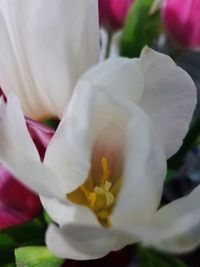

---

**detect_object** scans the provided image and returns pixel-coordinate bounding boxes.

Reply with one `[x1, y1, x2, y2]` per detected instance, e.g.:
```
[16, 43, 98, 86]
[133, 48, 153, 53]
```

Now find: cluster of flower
[0, 0, 199, 265]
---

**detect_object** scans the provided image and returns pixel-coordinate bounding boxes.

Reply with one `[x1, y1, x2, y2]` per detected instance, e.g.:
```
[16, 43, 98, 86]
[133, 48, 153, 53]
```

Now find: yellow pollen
[67, 157, 118, 227]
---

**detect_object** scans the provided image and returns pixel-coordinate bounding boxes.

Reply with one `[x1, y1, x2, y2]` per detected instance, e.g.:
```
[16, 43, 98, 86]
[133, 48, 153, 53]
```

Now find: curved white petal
[41, 196, 98, 227]
[44, 80, 94, 194]
[116, 185, 200, 254]
[46, 224, 116, 260]
[43, 200, 136, 257]
[138, 47, 197, 158]
[0, 0, 99, 120]
[82, 57, 144, 103]
[0, 95, 39, 160]
[140, 185, 200, 253]
[112, 102, 166, 227]
[0, 95, 67, 198]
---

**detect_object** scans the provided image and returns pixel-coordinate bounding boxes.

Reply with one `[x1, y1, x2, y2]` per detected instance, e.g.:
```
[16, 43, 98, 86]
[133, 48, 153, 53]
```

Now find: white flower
[0, 48, 197, 260]
[0, 0, 99, 120]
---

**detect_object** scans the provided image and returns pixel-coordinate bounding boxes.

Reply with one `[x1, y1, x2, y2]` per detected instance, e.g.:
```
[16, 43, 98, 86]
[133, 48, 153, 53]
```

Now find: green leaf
[138, 247, 187, 267]
[1, 218, 46, 264]
[120, 0, 161, 58]
[0, 233, 17, 264]
[15, 246, 64, 267]
[0, 233, 17, 247]
[4, 218, 46, 243]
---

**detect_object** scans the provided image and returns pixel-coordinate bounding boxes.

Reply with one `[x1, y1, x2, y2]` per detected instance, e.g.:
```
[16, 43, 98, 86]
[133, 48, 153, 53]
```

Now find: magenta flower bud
[26, 118, 55, 160]
[0, 168, 41, 229]
[98, 0, 133, 31]
[162, 0, 200, 49]
[0, 116, 54, 229]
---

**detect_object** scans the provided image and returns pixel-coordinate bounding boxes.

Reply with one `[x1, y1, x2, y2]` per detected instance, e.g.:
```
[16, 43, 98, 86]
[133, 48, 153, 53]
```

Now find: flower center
[67, 157, 120, 227]
[80, 158, 115, 222]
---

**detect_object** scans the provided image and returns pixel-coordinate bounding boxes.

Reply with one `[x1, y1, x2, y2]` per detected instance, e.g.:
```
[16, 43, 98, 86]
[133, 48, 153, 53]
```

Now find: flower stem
[105, 30, 113, 59]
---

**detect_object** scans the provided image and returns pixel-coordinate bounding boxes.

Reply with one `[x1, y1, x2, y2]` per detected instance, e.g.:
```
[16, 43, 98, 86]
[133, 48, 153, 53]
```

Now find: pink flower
[98, 0, 133, 31]
[0, 115, 54, 229]
[162, 0, 200, 49]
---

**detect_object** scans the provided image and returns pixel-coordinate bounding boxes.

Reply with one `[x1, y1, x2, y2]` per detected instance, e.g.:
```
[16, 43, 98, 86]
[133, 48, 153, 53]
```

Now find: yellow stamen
[67, 157, 120, 227]
[100, 157, 110, 184]
[88, 192, 97, 207]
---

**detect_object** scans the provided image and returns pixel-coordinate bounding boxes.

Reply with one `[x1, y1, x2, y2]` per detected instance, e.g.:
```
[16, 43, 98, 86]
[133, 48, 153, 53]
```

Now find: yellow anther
[104, 181, 112, 191]
[92, 183, 115, 211]
[94, 187, 104, 194]
[106, 192, 114, 206]
[67, 157, 117, 228]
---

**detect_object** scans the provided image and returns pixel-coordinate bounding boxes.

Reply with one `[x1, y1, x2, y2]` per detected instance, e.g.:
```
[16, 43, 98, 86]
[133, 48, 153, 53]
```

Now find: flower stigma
[67, 157, 121, 227]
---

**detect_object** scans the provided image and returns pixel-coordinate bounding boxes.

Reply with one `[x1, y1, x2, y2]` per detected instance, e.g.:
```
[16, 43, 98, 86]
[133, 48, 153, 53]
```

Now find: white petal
[0, 0, 99, 120]
[91, 123, 125, 183]
[112, 103, 166, 227]
[41, 196, 98, 227]
[138, 47, 197, 158]
[116, 185, 200, 254]
[140, 185, 200, 253]
[46, 224, 116, 260]
[0, 95, 39, 160]
[0, 95, 66, 198]
[44, 80, 94, 194]
[42, 196, 132, 256]
[82, 57, 144, 103]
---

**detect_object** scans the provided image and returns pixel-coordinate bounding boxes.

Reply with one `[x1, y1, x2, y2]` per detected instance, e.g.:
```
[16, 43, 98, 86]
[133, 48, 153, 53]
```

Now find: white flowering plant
[0, 1, 200, 267]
